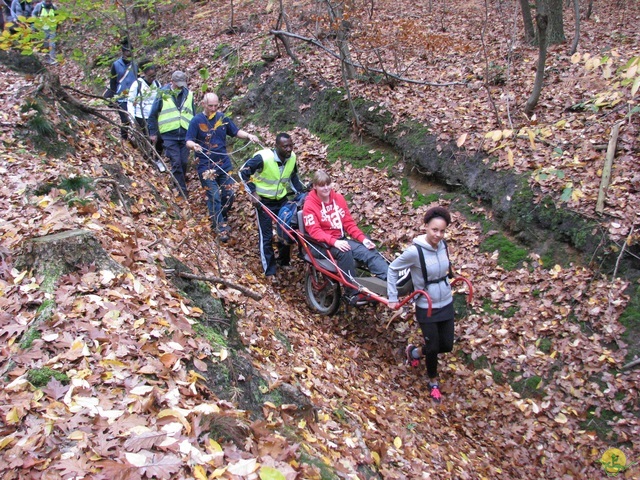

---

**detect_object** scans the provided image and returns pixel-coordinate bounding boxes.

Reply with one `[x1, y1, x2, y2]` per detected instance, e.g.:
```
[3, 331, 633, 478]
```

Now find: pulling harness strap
[416, 240, 454, 287]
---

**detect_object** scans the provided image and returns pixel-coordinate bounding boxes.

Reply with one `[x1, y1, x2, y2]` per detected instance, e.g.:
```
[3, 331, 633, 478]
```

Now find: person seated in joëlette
[302, 170, 388, 303]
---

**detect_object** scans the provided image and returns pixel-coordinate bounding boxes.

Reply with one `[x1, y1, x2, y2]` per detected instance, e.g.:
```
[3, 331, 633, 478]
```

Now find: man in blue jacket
[186, 93, 258, 242]
[107, 41, 138, 140]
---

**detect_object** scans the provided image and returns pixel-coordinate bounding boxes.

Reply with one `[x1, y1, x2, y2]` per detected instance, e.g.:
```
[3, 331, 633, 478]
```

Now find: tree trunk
[519, 0, 535, 43]
[337, 24, 356, 79]
[546, 0, 566, 44]
[525, 13, 549, 116]
[273, 0, 300, 63]
[569, 0, 580, 54]
[585, 0, 593, 19]
[322, 0, 355, 79]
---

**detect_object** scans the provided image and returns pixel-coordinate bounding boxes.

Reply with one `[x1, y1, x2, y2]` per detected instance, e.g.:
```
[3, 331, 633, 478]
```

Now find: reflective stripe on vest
[157, 90, 194, 134]
[253, 149, 297, 200]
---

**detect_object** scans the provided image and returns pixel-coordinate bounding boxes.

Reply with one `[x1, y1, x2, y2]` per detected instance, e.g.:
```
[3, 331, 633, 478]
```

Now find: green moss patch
[581, 406, 623, 442]
[509, 374, 545, 399]
[193, 323, 228, 349]
[299, 452, 339, 480]
[481, 298, 520, 318]
[480, 232, 529, 270]
[27, 367, 69, 387]
[19, 327, 42, 350]
[619, 283, 640, 364]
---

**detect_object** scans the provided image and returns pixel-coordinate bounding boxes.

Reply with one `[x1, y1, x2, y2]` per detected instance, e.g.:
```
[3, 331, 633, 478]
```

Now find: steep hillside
[1, 0, 639, 478]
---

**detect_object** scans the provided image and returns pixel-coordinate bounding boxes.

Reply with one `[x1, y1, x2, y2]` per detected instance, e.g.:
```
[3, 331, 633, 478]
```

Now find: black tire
[304, 267, 341, 315]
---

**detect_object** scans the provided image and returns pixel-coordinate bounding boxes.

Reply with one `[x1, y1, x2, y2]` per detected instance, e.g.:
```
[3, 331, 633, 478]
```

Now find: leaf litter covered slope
[187, 0, 639, 242]
[0, 4, 639, 480]
[0, 90, 638, 479]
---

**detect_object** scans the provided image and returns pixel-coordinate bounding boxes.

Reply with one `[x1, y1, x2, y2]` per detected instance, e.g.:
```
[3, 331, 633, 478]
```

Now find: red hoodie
[302, 189, 366, 247]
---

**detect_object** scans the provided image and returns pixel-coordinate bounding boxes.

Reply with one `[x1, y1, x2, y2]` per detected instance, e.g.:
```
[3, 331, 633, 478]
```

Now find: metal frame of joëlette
[258, 200, 474, 317]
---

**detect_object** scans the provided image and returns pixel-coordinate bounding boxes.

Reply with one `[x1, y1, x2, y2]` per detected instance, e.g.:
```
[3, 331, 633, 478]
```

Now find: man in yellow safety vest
[148, 71, 195, 198]
[240, 133, 307, 280]
[32, 0, 57, 64]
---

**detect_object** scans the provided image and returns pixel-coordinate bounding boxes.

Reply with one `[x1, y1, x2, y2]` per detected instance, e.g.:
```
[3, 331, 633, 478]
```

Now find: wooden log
[174, 271, 262, 301]
[595, 122, 621, 214]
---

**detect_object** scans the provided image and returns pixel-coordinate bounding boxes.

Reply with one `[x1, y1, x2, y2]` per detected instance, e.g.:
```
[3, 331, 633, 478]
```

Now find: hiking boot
[277, 258, 292, 270]
[218, 224, 230, 243]
[428, 382, 442, 404]
[405, 344, 420, 368]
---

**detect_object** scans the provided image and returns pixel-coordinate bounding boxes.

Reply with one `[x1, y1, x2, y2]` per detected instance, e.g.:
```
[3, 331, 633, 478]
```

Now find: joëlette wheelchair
[288, 210, 474, 316]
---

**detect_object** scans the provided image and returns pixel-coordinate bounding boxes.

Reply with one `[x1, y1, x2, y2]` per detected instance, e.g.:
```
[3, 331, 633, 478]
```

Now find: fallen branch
[622, 358, 640, 370]
[269, 30, 466, 87]
[173, 271, 262, 301]
[596, 122, 621, 214]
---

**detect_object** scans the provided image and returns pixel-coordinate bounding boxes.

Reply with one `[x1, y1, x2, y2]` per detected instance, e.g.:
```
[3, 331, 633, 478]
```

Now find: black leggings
[416, 304, 455, 379]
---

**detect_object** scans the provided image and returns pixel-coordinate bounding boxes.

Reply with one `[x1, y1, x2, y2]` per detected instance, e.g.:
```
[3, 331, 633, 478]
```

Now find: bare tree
[323, 0, 356, 79]
[569, 0, 580, 54]
[481, 0, 502, 126]
[546, 0, 566, 44]
[524, 5, 549, 115]
[585, 0, 593, 19]
[273, 0, 300, 63]
[519, 0, 535, 43]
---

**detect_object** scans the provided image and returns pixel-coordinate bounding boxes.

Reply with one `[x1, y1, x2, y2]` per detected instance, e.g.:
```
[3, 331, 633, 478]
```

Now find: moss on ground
[27, 367, 69, 387]
[479, 232, 529, 270]
[581, 406, 623, 442]
[509, 373, 545, 399]
[193, 323, 228, 349]
[619, 283, 640, 364]
[299, 452, 339, 480]
[40, 264, 63, 294]
[537, 337, 553, 353]
[20, 327, 42, 350]
[274, 330, 292, 352]
[481, 298, 520, 318]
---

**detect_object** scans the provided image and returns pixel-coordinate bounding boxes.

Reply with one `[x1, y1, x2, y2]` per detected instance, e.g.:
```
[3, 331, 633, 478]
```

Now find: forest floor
[0, 0, 639, 478]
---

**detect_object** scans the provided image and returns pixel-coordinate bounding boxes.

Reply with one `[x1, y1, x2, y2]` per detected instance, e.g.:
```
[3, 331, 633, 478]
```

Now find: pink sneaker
[405, 344, 420, 368]
[429, 382, 442, 404]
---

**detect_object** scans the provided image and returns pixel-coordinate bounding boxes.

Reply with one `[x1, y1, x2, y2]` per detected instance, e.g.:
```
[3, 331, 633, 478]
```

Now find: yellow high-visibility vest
[157, 90, 194, 134]
[252, 149, 297, 200]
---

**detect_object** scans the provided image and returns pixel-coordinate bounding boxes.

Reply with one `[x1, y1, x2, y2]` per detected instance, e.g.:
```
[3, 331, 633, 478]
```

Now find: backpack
[415, 240, 454, 288]
[276, 192, 308, 244]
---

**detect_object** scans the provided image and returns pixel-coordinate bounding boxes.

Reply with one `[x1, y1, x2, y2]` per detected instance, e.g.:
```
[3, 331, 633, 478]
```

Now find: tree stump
[15, 230, 125, 292]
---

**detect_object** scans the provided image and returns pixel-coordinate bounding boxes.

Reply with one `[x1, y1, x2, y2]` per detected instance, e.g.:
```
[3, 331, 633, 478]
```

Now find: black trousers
[255, 198, 290, 276]
[117, 102, 131, 139]
[416, 302, 455, 379]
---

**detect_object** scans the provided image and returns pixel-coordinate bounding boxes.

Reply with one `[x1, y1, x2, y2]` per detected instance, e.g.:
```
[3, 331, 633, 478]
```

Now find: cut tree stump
[15, 229, 125, 292]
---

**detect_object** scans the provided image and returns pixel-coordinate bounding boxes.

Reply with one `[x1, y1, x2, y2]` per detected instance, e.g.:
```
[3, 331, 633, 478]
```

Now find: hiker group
[2, 0, 58, 64]
[104, 40, 460, 404]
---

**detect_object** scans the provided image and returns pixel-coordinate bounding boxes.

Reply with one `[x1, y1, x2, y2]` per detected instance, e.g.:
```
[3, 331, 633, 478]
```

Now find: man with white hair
[186, 93, 258, 242]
